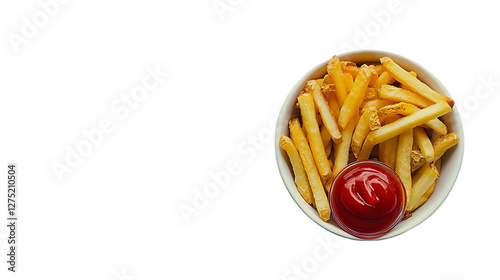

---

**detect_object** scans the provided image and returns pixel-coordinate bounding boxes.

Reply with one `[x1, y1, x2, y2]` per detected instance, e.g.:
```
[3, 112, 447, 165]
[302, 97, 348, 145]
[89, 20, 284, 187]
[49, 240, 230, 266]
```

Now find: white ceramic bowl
[275, 50, 464, 240]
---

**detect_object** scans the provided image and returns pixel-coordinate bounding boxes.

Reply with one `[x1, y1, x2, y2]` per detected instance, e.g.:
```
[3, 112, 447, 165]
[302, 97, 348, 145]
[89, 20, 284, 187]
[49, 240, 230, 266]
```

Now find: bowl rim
[275, 50, 465, 240]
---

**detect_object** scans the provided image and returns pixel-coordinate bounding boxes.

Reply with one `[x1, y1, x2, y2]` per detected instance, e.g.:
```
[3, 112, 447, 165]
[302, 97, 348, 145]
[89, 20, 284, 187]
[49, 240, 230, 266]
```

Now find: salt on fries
[280, 55, 459, 221]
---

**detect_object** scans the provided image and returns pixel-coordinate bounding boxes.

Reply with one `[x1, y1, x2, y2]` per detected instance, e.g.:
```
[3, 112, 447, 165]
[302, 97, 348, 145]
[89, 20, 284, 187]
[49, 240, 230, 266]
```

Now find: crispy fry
[380, 57, 454, 107]
[351, 107, 380, 158]
[320, 125, 330, 147]
[289, 119, 331, 221]
[338, 65, 372, 129]
[382, 114, 400, 125]
[279, 136, 314, 204]
[372, 64, 385, 75]
[323, 74, 334, 85]
[325, 141, 333, 158]
[321, 83, 335, 96]
[433, 132, 459, 160]
[303, 80, 316, 92]
[321, 83, 339, 117]
[315, 78, 324, 87]
[410, 150, 426, 172]
[395, 128, 413, 204]
[411, 182, 434, 212]
[411, 158, 441, 211]
[377, 102, 447, 135]
[407, 162, 439, 211]
[401, 71, 416, 90]
[332, 115, 359, 186]
[435, 157, 442, 172]
[357, 101, 452, 160]
[325, 89, 340, 120]
[431, 129, 443, 144]
[368, 65, 378, 87]
[327, 56, 348, 106]
[373, 71, 396, 90]
[379, 136, 399, 170]
[379, 85, 434, 108]
[341, 61, 359, 79]
[413, 126, 434, 162]
[310, 81, 342, 144]
[365, 87, 378, 100]
[297, 93, 332, 182]
[360, 98, 395, 112]
[343, 72, 354, 92]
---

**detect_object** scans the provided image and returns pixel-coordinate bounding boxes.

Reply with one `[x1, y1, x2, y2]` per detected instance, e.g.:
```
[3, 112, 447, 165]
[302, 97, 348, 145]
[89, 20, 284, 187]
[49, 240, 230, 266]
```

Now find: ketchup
[329, 161, 406, 239]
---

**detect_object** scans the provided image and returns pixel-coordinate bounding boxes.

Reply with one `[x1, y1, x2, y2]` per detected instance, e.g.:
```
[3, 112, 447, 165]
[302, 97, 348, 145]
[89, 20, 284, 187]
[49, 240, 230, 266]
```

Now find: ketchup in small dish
[329, 160, 406, 239]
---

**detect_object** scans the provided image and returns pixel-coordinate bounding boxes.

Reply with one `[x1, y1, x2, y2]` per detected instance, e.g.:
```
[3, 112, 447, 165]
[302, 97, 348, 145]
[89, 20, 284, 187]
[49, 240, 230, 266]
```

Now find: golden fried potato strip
[338, 65, 372, 129]
[297, 93, 332, 182]
[279, 136, 314, 204]
[379, 85, 434, 108]
[327, 56, 348, 106]
[357, 101, 451, 160]
[413, 126, 434, 162]
[433, 132, 459, 160]
[380, 57, 454, 107]
[395, 128, 413, 206]
[289, 118, 331, 221]
[351, 106, 380, 158]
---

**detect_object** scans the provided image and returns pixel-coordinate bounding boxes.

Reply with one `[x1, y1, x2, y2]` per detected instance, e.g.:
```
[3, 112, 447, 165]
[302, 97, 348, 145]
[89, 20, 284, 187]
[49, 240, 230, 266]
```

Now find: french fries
[368, 65, 379, 87]
[332, 115, 359, 184]
[402, 71, 417, 91]
[351, 106, 380, 157]
[365, 87, 378, 100]
[413, 126, 434, 162]
[407, 162, 439, 211]
[310, 81, 342, 144]
[372, 64, 385, 75]
[279, 136, 314, 204]
[410, 150, 426, 172]
[323, 74, 334, 85]
[373, 71, 395, 89]
[289, 118, 331, 221]
[280, 54, 459, 224]
[343, 73, 354, 92]
[433, 132, 459, 160]
[380, 57, 454, 107]
[297, 93, 332, 183]
[338, 65, 372, 129]
[410, 159, 441, 211]
[323, 86, 341, 119]
[357, 101, 451, 160]
[327, 56, 348, 106]
[360, 98, 395, 112]
[340, 61, 359, 78]
[377, 102, 447, 135]
[379, 136, 398, 170]
[395, 129, 413, 204]
[379, 85, 433, 108]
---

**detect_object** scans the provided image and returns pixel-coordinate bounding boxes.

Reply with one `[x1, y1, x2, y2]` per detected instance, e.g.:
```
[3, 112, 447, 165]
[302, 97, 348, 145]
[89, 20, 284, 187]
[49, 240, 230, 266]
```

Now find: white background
[0, 0, 499, 279]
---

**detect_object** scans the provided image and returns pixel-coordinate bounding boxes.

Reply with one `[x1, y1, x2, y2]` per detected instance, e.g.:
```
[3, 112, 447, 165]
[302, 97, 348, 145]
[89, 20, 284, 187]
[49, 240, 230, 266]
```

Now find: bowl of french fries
[276, 50, 464, 240]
